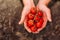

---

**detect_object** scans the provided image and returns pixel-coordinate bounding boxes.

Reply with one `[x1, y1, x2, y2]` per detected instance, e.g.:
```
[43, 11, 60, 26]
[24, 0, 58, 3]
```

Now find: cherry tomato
[27, 20, 34, 27]
[27, 13, 34, 19]
[30, 8, 36, 15]
[34, 15, 40, 21]
[30, 25, 37, 32]
[38, 11, 43, 17]
[36, 18, 44, 28]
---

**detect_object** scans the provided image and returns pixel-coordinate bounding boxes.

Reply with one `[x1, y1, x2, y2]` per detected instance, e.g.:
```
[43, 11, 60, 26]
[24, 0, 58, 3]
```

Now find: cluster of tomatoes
[26, 8, 44, 32]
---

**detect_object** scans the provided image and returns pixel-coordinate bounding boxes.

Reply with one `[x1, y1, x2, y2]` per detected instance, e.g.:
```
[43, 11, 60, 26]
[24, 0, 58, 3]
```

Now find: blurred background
[0, 0, 60, 40]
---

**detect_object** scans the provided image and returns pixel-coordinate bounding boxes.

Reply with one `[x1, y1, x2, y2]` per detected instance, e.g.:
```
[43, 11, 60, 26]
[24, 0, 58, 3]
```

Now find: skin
[37, 0, 52, 22]
[19, 0, 52, 33]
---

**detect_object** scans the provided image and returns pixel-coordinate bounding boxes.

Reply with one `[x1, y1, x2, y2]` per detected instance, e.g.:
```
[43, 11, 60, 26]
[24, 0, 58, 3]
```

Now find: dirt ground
[0, 0, 60, 40]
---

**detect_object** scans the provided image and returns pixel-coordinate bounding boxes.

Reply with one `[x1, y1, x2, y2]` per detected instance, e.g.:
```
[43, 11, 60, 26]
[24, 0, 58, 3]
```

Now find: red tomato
[38, 11, 43, 17]
[30, 8, 36, 15]
[30, 25, 37, 32]
[34, 15, 40, 21]
[36, 18, 44, 28]
[27, 20, 34, 27]
[27, 13, 34, 19]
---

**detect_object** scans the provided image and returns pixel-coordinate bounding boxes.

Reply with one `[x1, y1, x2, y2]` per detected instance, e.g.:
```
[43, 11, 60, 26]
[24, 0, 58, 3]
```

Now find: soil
[0, 0, 60, 40]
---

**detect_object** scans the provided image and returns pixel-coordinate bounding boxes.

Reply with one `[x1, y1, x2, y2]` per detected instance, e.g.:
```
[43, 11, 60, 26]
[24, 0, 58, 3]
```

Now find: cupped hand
[34, 3, 52, 33]
[37, 4, 52, 22]
[19, 0, 35, 33]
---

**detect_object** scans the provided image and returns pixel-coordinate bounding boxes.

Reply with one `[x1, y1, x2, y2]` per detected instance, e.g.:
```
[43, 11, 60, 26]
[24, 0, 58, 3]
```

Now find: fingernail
[19, 22, 21, 24]
[49, 19, 52, 22]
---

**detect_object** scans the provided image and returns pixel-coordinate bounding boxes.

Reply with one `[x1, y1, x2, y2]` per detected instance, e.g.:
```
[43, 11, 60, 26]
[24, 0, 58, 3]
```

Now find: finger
[37, 12, 47, 33]
[19, 6, 31, 24]
[24, 20, 31, 33]
[44, 7, 52, 22]
[41, 5, 52, 22]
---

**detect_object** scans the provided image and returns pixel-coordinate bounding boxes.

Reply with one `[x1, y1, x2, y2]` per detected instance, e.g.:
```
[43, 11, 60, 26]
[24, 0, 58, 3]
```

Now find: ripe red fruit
[27, 20, 34, 27]
[30, 25, 37, 32]
[30, 8, 36, 14]
[34, 15, 40, 21]
[27, 13, 34, 19]
[38, 11, 43, 17]
[36, 18, 44, 28]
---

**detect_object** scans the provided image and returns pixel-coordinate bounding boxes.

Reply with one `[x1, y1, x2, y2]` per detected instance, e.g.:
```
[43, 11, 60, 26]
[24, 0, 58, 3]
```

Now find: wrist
[23, 0, 35, 7]
[38, 0, 51, 6]
[37, 3, 46, 7]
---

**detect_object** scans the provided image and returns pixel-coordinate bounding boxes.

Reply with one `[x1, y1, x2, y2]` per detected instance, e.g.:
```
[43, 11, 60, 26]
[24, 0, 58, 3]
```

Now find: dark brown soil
[0, 0, 60, 40]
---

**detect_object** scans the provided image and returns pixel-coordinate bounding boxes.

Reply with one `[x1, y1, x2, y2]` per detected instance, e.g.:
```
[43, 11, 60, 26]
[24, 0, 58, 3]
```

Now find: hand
[34, 2, 52, 33]
[37, 4, 52, 22]
[19, 0, 35, 33]
[37, 0, 52, 22]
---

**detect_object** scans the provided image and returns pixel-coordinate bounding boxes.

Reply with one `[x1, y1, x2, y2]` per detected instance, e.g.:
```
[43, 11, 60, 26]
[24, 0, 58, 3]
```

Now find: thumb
[42, 5, 52, 22]
[19, 6, 30, 24]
